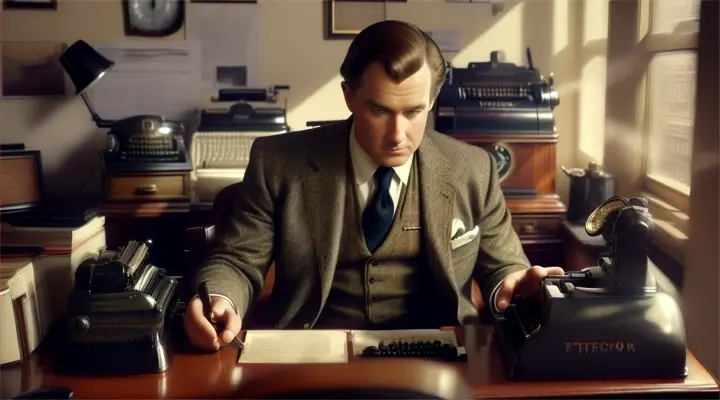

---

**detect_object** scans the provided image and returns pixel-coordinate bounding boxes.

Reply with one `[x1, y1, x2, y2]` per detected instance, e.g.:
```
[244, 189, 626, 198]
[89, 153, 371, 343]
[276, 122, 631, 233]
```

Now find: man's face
[342, 61, 434, 167]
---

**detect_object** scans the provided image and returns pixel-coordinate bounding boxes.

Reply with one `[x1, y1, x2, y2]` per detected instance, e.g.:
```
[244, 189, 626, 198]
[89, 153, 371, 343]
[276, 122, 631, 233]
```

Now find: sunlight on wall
[553, 0, 570, 53]
[452, 2, 526, 66]
[577, 0, 609, 164]
[287, 74, 347, 129]
[289, 0, 532, 130]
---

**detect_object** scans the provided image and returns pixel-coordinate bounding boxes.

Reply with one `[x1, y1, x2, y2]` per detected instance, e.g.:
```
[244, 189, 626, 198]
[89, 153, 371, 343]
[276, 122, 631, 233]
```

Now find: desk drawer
[512, 215, 561, 239]
[107, 173, 190, 201]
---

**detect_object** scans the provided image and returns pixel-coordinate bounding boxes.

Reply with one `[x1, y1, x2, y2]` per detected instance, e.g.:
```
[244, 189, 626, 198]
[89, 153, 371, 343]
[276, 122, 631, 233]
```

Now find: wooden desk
[2, 326, 717, 399]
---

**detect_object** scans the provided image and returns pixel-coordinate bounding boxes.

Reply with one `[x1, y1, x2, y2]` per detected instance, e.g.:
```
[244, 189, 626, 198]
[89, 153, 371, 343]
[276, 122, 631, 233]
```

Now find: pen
[198, 281, 245, 349]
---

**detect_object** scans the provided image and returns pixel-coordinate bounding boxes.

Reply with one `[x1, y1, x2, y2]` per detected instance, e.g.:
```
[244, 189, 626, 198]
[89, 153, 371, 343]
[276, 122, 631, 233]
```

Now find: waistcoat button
[371, 260, 380, 267]
[369, 277, 376, 284]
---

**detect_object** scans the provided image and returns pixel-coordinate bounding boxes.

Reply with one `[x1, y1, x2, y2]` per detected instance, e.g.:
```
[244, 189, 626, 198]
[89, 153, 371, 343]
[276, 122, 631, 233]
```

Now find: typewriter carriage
[436, 48, 560, 136]
[190, 85, 291, 204]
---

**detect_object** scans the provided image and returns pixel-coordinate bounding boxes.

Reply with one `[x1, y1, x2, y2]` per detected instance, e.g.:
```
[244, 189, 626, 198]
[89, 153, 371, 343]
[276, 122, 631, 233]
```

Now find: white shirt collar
[349, 124, 413, 187]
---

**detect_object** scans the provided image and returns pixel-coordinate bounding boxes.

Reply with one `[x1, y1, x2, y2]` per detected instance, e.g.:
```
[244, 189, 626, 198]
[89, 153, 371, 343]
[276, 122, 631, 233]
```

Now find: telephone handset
[102, 115, 193, 173]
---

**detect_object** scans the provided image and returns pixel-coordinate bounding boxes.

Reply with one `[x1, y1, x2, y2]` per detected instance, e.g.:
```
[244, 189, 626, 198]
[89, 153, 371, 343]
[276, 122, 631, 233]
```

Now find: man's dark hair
[340, 20, 447, 100]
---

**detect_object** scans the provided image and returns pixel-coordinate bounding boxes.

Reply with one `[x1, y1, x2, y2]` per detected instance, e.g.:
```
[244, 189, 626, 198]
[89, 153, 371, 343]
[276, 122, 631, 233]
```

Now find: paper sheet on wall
[87, 41, 202, 121]
[186, 2, 260, 89]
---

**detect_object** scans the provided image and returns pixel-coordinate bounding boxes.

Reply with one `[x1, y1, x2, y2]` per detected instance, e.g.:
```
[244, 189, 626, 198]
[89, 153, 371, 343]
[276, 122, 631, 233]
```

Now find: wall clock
[488, 143, 514, 183]
[123, 0, 185, 37]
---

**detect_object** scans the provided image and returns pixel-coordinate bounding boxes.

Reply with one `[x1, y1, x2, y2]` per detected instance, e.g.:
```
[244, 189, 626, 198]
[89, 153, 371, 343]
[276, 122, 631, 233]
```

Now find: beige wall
[0, 0, 604, 200]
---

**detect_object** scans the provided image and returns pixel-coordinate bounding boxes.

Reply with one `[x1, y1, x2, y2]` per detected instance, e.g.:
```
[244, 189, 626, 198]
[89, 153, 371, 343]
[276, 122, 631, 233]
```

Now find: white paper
[238, 330, 349, 364]
[350, 329, 459, 356]
[87, 41, 203, 121]
[186, 2, 260, 89]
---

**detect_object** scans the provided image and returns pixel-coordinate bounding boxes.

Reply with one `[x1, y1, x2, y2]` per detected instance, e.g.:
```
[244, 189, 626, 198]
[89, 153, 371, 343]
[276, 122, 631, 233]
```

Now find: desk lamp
[59, 40, 115, 128]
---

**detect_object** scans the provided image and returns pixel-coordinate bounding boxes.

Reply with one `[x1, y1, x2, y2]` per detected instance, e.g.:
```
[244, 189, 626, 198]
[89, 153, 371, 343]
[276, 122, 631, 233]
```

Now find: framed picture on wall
[1, 41, 67, 98]
[3, 0, 56, 10]
[326, 0, 407, 39]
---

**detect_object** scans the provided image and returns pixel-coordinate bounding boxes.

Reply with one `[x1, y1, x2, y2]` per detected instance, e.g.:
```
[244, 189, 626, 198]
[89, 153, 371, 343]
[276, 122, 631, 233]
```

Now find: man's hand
[183, 296, 242, 351]
[495, 265, 565, 312]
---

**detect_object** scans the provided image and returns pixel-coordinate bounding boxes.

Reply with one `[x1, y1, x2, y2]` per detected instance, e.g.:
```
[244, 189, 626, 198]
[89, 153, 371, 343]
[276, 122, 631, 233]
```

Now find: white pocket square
[450, 218, 479, 250]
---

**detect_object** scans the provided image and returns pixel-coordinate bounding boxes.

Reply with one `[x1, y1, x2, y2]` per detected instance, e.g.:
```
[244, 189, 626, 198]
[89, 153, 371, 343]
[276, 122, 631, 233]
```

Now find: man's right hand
[183, 295, 242, 351]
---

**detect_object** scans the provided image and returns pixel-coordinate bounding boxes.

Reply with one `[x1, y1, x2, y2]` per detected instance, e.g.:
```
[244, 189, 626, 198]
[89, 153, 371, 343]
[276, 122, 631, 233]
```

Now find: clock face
[488, 143, 514, 183]
[125, 0, 183, 36]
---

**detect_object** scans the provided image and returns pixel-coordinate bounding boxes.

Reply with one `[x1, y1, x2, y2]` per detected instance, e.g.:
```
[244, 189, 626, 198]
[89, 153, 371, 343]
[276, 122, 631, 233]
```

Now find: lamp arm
[80, 92, 115, 129]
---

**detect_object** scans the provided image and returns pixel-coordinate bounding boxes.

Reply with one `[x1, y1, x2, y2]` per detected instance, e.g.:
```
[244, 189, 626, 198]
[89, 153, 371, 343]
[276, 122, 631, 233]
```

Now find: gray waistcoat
[314, 158, 448, 329]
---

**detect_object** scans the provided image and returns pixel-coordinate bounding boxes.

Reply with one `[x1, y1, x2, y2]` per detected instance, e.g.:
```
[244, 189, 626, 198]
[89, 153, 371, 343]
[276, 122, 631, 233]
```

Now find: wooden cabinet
[506, 197, 566, 267]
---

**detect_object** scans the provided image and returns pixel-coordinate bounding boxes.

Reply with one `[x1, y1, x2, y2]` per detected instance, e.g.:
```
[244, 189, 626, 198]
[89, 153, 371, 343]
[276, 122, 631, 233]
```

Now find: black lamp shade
[59, 40, 114, 95]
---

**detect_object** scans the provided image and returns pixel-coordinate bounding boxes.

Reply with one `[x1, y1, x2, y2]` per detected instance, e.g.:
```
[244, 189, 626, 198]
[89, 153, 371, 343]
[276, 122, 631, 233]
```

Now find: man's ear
[341, 81, 354, 112]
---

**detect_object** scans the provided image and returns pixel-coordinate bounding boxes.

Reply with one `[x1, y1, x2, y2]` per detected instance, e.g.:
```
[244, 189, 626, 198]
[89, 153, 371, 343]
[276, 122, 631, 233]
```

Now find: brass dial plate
[585, 197, 630, 236]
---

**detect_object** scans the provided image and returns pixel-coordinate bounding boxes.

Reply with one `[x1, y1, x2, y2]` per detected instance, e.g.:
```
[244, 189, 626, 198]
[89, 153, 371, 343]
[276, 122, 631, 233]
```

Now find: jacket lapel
[301, 118, 352, 304]
[417, 133, 461, 300]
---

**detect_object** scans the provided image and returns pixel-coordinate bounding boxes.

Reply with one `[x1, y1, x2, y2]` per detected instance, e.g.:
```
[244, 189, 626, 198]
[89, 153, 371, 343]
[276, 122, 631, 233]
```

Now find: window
[638, 0, 700, 259]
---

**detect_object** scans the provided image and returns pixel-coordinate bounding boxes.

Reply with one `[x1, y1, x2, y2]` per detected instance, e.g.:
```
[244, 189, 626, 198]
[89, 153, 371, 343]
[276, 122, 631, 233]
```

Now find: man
[184, 20, 563, 350]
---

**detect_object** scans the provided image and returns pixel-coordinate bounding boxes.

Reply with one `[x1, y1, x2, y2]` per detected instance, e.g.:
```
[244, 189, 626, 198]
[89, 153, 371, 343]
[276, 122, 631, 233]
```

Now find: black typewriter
[55, 240, 183, 375]
[434, 48, 559, 135]
[494, 196, 687, 381]
[361, 340, 466, 362]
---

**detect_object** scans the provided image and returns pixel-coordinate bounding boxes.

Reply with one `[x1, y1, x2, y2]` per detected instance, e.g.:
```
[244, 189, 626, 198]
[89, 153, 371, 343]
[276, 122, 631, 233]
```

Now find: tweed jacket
[195, 118, 530, 328]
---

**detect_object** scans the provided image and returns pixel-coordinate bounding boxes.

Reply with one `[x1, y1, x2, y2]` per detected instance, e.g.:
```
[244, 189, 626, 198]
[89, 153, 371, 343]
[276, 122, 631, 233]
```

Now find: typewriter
[494, 197, 687, 381]
[103, 115, 193, 174]
[435, 48, 559, 135]
[56, 240, 182, 375]
[190, 86, 290, 203]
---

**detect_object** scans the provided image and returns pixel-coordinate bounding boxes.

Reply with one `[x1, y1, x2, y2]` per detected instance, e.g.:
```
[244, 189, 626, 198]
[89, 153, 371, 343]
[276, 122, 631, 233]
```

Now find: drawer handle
[134, 184, 158, 195]
[522, 222, 538, 234]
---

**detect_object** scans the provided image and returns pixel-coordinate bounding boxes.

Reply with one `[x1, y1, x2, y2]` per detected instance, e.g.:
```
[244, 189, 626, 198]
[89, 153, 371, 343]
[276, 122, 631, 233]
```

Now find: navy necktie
[362, 166, 395, 252]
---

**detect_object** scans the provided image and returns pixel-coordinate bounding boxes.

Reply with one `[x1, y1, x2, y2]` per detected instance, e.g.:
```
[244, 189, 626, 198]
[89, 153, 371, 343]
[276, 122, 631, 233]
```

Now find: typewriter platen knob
[74, 315, 91, 332]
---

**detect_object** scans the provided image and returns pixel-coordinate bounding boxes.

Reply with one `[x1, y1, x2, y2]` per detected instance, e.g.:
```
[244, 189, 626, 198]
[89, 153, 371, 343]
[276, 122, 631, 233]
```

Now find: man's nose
[387, 116, 408, 144]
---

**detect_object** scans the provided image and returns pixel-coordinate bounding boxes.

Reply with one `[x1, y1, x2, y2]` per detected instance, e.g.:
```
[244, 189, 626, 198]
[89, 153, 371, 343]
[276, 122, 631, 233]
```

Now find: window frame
[634, 0, 699, 261]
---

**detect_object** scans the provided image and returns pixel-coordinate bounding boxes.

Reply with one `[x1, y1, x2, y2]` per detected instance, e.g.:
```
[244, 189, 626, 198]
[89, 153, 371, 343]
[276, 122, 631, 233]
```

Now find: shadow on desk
[234, 359, 473, 399]
[1, 325, 718, 400]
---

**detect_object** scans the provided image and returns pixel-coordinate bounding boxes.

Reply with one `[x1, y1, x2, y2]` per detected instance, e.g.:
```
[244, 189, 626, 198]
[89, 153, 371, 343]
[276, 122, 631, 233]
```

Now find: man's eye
[372, 107, 386, 114]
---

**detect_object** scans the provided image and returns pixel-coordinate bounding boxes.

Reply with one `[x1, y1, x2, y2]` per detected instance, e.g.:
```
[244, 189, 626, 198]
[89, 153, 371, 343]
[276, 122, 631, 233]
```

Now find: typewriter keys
[361, 340, 461, 361]
[585, 196, 630, 236]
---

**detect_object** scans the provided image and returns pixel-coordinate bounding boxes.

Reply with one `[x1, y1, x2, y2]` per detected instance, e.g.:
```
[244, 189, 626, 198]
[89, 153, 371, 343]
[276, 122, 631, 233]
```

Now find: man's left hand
[495, 265, 565, 312]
